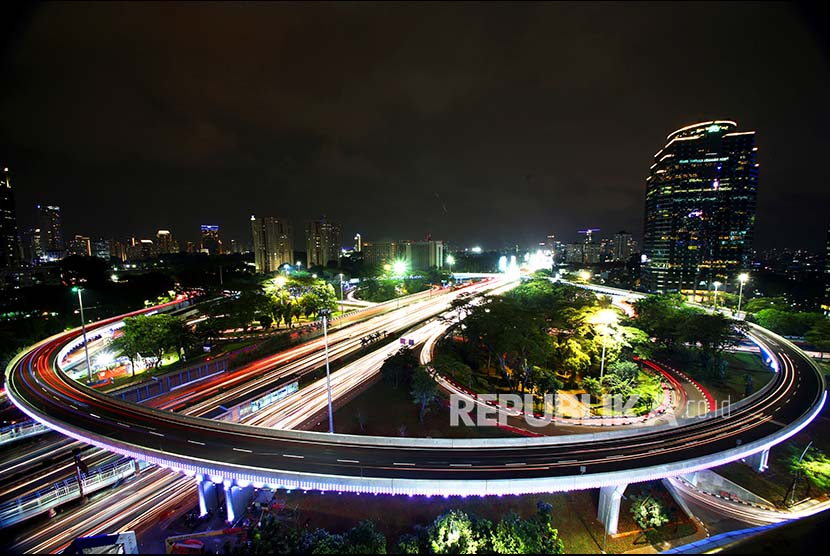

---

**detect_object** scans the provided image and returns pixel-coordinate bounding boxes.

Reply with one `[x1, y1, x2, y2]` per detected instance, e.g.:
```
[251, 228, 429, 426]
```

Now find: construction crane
[165, 527, 245, 554]
[578, 228, 600, 244]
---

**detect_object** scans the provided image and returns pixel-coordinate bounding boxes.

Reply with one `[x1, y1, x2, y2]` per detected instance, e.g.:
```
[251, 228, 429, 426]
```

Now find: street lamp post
[592, 309, 617, 386]
[713, 281, 722, 310]
[72, 286, 93, 384]
[338, 273, 344, 315]
[446, 254, 455, 281]
[737, 273, 749, 317]
[320, 309, 334, 433]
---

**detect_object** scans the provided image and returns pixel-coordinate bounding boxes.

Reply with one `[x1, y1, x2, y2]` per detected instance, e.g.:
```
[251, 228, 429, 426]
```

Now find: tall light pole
[72, 286, 93, 383]
[737, 273, 749, 317]
[320, 309, 334, 433]
[446, 254, 455, 281]
[338, 273, 344, 314]
[592, 309, 617, 386]
[713, 281, 722, 310]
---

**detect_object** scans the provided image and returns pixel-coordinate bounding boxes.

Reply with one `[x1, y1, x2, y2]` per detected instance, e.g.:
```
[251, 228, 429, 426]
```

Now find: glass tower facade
[642, 121, 759, 294]
[1, 166, 20, 268]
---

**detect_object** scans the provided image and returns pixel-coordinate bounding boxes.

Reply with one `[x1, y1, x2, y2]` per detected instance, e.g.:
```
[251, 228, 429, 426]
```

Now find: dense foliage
[234, 501, 564, 554]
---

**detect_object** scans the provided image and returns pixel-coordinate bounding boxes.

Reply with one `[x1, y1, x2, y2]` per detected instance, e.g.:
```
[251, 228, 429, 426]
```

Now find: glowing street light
[392, 259, 408, 277]
[713, 281, 722, 310]
[590, 309, 618, 385]
[579, 270, 591, 281]
[737, 273, 749, 316]
[446, 254, 455, 279]
[71, 286, 93, 383]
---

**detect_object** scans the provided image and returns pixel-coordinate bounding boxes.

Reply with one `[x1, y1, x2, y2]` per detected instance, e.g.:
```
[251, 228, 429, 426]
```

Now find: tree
[582, 376, 603, 402]
[113, 314, 186, 370]
[410, 367, 440, 423]
[433, 353, 473, 389]
[395, 534, 421, 554]
[784, 444, 830, 493]
[342, 520, 386, 554]
[381, 347, 419, 389]
[490, 503, 564, 554]
[428, 509, 479, 554]
[607, 360, 640, 385]
[806, 318, 830, 359]
[629, 494, 669, 530]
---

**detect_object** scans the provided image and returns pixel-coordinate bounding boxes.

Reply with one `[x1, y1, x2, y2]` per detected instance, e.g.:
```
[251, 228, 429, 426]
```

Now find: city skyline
[1, 4, 828, 251]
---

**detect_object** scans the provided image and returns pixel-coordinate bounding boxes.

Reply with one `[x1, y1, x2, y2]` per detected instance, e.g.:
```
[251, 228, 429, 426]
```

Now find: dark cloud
[1, 2, 828, 249]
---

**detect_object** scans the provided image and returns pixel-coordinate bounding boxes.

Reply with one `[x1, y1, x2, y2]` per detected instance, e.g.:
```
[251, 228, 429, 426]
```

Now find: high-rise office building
[36, 204, 64, 261]
[67, 235, 91, 257]
[362, 241, 404, 267]
[91, 238, 111, 261]
[0, 166, 20, 269]
[200, 225, 222, 255]
[306, 218, 340, 268]
[612, 231, 636, 262]
[363, 239, 444, 270]
[354, 233, 362, 252]
[156, 230, 178, 254]
[251, 215, 294, 273]
[642, 120, 759, 294]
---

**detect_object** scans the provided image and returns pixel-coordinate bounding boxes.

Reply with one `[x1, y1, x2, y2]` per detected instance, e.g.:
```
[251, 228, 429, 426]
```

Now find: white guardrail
[0, 458, 148, 528]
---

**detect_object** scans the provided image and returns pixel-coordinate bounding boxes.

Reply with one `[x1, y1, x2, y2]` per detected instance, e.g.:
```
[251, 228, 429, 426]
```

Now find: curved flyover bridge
[5, 283, 826, 534]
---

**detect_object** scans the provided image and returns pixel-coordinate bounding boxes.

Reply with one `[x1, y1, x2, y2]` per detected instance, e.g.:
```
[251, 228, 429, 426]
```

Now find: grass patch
[694, 351, 774, 407]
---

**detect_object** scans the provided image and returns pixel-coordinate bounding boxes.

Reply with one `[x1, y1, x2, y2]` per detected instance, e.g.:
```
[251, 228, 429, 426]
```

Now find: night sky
[1, 2, 828, 251]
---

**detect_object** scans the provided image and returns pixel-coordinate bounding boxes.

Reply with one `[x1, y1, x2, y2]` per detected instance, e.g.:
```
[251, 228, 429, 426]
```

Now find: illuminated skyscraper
[200, 225, 222, 255]
[67, 235, 91, 257]
[306, 218, 340, 268]
[0, 166, 20, 268]
[251, 215, 293, 273]
[642, 120, 759, 294]
[156, 230, 178, 254]
[36, 204, 64, 261]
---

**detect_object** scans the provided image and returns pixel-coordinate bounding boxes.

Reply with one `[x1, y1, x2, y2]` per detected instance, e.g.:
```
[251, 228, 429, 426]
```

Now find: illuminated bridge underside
[6, 298, 826, 497]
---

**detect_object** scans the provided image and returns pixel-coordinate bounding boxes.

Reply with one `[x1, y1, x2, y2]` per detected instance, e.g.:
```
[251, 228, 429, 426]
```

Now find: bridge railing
[0, 457, 145, 528]
[0, 420, 50, 446]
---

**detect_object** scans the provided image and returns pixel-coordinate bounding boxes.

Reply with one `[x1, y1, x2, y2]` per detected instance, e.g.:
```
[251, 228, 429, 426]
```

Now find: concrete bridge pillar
[223, 480, 254, 524]
[597, 483, 628, 535]
[744, 448, 770, 473]
[196, 475, 221, 517]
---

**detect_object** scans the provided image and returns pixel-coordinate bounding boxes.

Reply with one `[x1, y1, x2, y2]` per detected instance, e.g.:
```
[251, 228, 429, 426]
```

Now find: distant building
[306, 218, 340, 267]
[564, 243, 584, 264]
[20, 227, 40, 265]
[823, 224, 830, 315]
[354, 233, 362, 252]
[612, 231, 636, 262]
[363, 239, 444, 270]
[200, 225, 222, 255]
[0, 166, 20, 269]
[66, 235, 91, 257]
[642, 120, 759, 293]
[91, 238, 111, 260]
[110, 239, 127, 262]
[36, 204, 64, 261]
[251, 215, 294, 273]
[156, 230, 178, 254]
[127, 239, 157, 261]
[362, 241, 404, 267]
